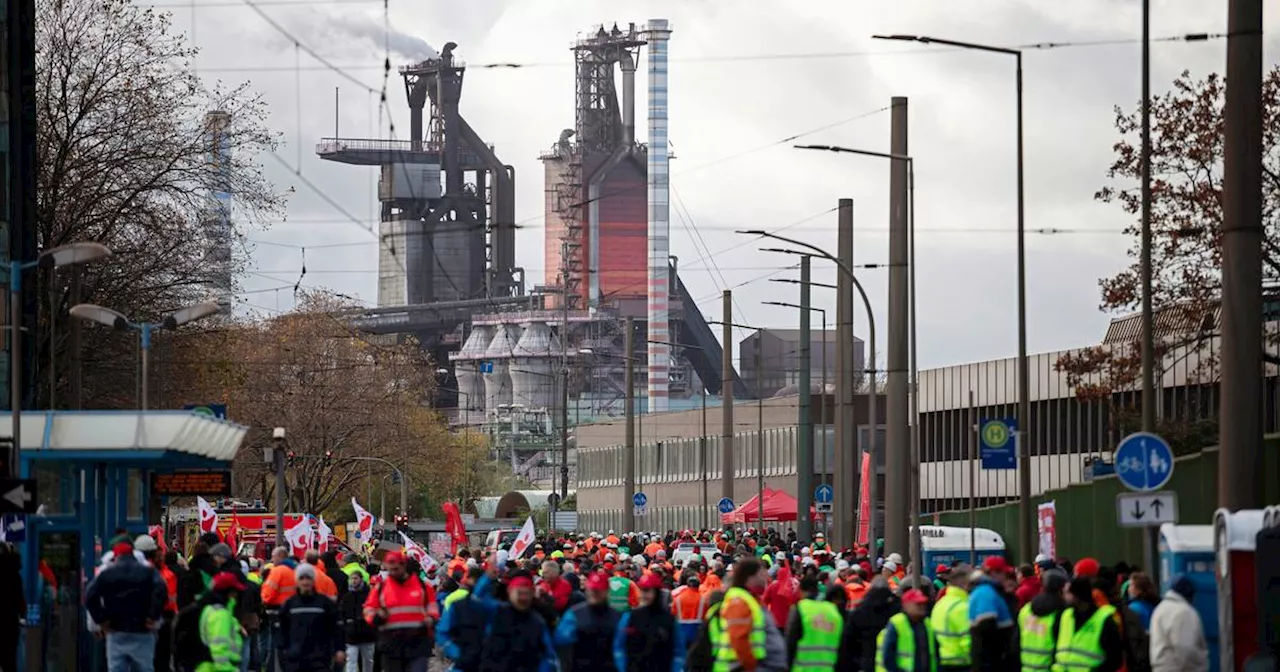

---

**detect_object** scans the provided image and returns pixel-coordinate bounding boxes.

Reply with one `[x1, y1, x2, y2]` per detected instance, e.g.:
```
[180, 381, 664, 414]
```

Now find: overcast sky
[169, 0, 1280, 370]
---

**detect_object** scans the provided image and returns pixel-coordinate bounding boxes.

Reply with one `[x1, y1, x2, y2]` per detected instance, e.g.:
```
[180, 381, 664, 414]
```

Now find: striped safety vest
[929, 587, 970, 667]
[791, 598, 842, 671]
[875, 612, 937, 672]
[1052, 605, 1115, 672]
[366, 575, 430, 632]
[1018, 602, 1060, 671]
[708, 587, 767, 672]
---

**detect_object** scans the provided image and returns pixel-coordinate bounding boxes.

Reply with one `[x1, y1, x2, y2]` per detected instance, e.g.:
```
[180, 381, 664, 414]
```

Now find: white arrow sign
[1116, 491, 1178, 527]
[0, 480, 35, 512]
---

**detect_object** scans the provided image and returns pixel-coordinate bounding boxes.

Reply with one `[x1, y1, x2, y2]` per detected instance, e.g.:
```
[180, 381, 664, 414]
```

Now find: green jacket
[197, 602, 243, 672]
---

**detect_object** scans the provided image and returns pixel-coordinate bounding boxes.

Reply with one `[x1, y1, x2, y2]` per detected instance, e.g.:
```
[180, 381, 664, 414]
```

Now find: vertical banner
[1037, 500, 1057, 559]
[856, 451, 872, 546]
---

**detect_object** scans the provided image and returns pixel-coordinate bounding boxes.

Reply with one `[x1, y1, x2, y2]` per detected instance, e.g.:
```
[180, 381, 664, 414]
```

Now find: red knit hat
[1074, 558, 1100, 578]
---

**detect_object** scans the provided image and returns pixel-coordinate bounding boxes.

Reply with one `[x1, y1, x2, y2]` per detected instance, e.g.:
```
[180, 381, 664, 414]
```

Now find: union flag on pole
[283, 517, 313, 558]
[351, 498, 376, 545]
[197, 497, 219, 533]
[509, 515, 536, 559]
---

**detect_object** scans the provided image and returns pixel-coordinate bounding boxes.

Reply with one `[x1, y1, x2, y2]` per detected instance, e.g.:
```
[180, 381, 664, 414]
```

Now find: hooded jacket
[85, 553, 167, 633]
[1149, 590, 1207, 672]
[838, 584, 900, 671]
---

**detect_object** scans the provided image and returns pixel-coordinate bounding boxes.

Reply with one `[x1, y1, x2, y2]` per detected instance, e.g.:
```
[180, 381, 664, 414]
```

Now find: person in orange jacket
[720, 557, 770, 671]
[301, 550, 338, 599]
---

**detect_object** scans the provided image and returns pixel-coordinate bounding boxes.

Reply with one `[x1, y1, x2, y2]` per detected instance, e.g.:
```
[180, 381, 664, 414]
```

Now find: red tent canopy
[720, 487, 817, 524]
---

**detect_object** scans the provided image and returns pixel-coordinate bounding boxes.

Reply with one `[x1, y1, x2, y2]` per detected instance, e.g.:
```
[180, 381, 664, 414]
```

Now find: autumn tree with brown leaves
[35, 0, 284, 409]
[1054, 67, 1280, 450]
[158, 292, 502, 518]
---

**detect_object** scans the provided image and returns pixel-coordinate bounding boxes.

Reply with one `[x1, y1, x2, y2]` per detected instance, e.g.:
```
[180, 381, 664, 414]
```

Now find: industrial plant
[317, 21, 751, 489]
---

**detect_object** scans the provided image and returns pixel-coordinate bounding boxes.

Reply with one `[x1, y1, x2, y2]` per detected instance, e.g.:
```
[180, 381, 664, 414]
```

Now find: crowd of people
[38, 525, 1212, 672]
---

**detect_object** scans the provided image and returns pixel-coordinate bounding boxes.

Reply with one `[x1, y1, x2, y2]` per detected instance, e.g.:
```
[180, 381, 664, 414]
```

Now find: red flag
[441, 501, 467, 553]
[856, 451, 872, 546]
[224, 510, 241, 552]
[148, 525, 168, 556]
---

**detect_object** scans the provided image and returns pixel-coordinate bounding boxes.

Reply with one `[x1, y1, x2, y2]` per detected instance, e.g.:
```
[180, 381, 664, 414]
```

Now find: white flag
[317, 516, 332, 553]
[351, 498, 376, 544]
[509, 515, 536, 559]
[283, 517, 313, 558]
[197, 497, 219, 533]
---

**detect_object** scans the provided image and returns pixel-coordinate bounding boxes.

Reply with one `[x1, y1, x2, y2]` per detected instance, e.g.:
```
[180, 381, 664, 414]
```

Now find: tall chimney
[620, 51, 636, 146]
[643, 18, 672, 413]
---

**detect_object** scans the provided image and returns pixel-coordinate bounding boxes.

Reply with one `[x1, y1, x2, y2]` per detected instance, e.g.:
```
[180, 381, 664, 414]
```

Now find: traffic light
[394, 513, 410, 531]
[323, 450, 333, 460]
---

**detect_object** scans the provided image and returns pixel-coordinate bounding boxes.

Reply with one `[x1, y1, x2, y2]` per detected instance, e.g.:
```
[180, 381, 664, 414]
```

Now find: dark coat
[86, 555, 167, 633]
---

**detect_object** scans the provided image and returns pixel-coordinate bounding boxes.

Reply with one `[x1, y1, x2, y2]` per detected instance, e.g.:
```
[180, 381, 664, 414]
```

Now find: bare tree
[35, 0, 284, 408]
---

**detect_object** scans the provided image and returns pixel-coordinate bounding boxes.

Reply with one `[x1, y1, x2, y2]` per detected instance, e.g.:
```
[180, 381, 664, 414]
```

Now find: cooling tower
[483, 322, 522, 411]
[451, 324, 493, 413]
[511, 321, 563, 409]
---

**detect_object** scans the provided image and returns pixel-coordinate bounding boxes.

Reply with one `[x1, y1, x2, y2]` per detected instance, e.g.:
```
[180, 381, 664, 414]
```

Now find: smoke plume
[339, 15, 439, 62]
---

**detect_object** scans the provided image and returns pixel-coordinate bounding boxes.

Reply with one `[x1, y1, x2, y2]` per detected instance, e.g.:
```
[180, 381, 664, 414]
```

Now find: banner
[317, 516, 332, 553]
[856, 451, 872, 546]
[283, 517, 313, 559]
[441, 501, 467, 553]
[197, 496, 219, 534]
[1037, 501, 1057, 560]
[509, 515, 536, 559]
[351, 498, 376, 546]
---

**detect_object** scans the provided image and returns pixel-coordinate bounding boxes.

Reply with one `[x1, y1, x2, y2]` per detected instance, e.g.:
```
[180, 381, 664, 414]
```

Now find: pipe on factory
[620, 51, 636, 147]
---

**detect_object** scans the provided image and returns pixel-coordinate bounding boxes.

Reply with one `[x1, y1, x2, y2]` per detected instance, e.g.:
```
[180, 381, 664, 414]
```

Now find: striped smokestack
[643, 18, 671, 412]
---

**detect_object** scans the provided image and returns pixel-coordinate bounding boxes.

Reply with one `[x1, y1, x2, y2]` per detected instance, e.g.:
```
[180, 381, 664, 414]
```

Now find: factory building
[738, 328, 854, 399]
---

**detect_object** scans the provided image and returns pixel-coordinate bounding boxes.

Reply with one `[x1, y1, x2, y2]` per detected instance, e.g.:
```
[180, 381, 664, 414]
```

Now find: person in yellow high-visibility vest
[875, 589, 936, 672]
[1018, 570, 1068, 671]
[708, 557, 769, 672]
[786, 575, 843, 671]
[1052, 577, 1124, 672]
[930, 563, 972, 672]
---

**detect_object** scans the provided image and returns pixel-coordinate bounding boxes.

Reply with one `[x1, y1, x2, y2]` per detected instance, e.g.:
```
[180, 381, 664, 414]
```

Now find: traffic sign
[479, 361, 494, 374]
[1116, 491, 1177, 527]
[0, 479, 37, 514]
[547, 492, 562, 508]
[980, 418, 1018, 470]
[1114, 431, 1175, 491]
[814, 484, 834, 504]
[815, 503, 833, 514]
[632, 492, 647, 508]
[635, 504, 648, 517]
[184, 404, 227, 420]
[717, 497, 735, 514]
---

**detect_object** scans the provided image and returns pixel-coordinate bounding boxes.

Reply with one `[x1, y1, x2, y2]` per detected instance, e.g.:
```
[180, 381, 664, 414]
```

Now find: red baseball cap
[211, 572, 246, 593]
[508, 576, 534, 590]
[982, 556, 1012, 575]
[1074, 558, 1100, 578]
[585, 572, 610, 592]
[936, 564, 951, 575]
[901, 589, 929, 605]
[638, 574, 663, 590]
[383, 551, 406, 565]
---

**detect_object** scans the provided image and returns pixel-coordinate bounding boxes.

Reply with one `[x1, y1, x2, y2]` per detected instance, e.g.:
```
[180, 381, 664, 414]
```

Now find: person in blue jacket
[437, 571, 496, 672]
[456, 569, 557, 672]
[969, 557, 1018, 671]
[612, 573, 684, 672]
[553, 572, 620, 672]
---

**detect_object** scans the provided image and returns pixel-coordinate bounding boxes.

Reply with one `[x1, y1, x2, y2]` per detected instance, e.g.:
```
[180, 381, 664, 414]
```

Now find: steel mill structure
[322, 24, 748, 489]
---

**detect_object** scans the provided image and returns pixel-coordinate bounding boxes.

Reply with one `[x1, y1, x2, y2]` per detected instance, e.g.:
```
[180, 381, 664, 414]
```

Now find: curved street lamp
[70, 300, 221, 410]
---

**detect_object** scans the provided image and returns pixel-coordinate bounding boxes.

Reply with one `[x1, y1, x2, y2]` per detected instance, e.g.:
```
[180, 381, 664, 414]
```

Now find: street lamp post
[872, 33, 1032, 558]
[746, 233, 879, 547]
[710, 319, 771, 531]
[768, 287, 830, 537]
[70, 300, 222, 410]
[793, 142, 924, 568]
[3, 242, 111, 477]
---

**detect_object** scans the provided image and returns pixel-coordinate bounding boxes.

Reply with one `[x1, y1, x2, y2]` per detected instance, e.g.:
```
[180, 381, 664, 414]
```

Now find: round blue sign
[814, 484, 834, 504]
[1114, 431, 1175, 491]
[717, 497, 735, 514]
[632, 492, 648, 508]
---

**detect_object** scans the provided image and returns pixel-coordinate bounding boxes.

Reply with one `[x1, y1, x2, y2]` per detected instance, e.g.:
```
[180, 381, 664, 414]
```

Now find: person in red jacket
[762, 560, 799, 627]
[1014, 562, 1041, 609]
[363, 551, 438, 672]
[537, 560, 572, 614]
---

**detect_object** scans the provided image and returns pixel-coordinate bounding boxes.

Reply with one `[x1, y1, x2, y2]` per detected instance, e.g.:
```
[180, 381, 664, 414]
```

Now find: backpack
[171, 600, 213, 672]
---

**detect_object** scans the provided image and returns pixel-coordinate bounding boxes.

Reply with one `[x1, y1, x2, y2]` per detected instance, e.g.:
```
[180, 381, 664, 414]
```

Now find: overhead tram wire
[191, 30, 1238, 74]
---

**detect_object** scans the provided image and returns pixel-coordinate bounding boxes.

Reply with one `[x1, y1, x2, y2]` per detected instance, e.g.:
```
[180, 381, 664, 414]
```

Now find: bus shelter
[2, 410, 247, 672]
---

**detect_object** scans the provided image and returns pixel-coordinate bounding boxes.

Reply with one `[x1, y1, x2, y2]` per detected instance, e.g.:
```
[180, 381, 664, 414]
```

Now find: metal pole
[969, 389, 977, 564]
[701, 390, 708, 529]
[139, 323, 152, 411]
[274, 440, 286, 547]
[560, 366, 570, 500]
[834, 199, 854, 548]
[885, 96, 910, 559]
[48, 280, 56, 410]
[721, 291, 734, 508]
[399, 470, 407, 516]
[1219, 0, 1265, 513]
[747, 348, 757, 527]
[624, 316, 636, 532]
[908, 158, 922, 573]
[9, 266, 22, 477]
[865, 311, 878, 553]
[797, 256, 814, 541]
[1139, 0, 1158, 579]
[820, 309, 829, 539]
[1015, 50, 1033, 562]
